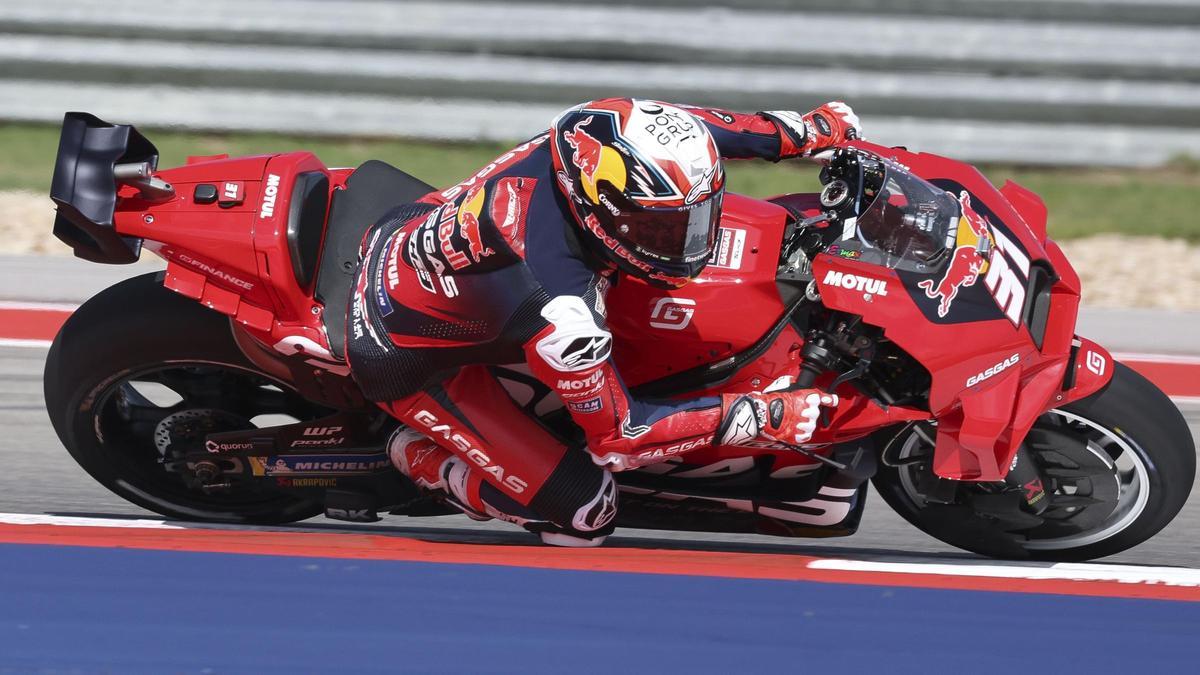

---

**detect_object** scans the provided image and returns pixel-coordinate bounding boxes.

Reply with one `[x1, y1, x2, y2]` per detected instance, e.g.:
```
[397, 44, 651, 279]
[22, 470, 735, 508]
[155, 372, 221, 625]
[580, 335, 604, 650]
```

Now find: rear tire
[44, 273, 324, 524]
[873, 362, 1196, 561]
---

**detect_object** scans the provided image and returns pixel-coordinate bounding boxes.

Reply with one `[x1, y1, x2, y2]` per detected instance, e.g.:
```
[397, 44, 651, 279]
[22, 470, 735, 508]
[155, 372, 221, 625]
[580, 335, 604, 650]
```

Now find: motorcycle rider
[346, 98, 860, 546]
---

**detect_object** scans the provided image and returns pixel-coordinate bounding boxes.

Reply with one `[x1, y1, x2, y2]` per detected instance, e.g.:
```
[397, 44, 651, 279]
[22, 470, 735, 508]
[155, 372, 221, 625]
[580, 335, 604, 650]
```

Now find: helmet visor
[609, 192, 723, 263]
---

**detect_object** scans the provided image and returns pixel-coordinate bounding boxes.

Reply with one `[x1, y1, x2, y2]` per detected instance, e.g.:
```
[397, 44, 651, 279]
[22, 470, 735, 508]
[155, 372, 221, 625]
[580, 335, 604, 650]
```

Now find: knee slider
[528, 448, 617, 533]
[572, 471, 617, 533]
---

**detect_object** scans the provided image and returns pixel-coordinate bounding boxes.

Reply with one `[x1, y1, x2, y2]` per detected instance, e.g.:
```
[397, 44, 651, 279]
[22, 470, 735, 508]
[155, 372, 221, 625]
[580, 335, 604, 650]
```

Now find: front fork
[798, 312, 1093, 516]
[1005, 446, 1049, 514]
[1000, 336, 1114, 513]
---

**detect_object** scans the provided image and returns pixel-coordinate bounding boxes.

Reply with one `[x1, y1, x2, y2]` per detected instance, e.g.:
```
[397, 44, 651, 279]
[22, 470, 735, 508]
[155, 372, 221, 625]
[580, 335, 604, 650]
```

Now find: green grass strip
[4, 123, 1197, 241]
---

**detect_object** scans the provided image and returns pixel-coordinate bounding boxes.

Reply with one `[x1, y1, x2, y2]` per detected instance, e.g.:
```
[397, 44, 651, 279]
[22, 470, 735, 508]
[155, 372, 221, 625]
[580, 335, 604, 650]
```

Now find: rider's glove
[716, 387, 839, 447]
[760, 102, 862, 159]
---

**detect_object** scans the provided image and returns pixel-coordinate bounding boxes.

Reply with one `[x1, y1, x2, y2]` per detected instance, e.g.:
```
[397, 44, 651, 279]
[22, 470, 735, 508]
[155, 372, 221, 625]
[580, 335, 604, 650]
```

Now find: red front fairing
[606, 142, 1109, 482]
[816, 142, 1101, 480]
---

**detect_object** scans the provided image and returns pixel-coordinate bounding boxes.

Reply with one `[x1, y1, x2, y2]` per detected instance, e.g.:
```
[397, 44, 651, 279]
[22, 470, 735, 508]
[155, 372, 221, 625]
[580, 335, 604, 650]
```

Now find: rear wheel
[44, 273, 327, 524]
[872, 362, 1196, 561]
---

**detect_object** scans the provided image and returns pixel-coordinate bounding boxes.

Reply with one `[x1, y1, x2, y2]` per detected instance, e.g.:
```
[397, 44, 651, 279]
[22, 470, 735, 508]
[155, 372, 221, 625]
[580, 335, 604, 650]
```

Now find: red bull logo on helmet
[561, 113, 628, 204]
[564, 116, 602, 180]
[582, 213, 688, 287]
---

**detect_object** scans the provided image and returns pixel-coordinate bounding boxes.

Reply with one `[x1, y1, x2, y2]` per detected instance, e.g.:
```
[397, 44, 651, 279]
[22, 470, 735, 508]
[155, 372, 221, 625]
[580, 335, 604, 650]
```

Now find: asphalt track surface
[1, 254, 1197, 566]
[1, 257, 1199, 670]
[3, 341, 1198, 567]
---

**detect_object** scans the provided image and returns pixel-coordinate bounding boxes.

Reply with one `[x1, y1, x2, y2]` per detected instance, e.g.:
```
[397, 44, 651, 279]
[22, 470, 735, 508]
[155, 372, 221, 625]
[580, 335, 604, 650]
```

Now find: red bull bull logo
[959, 191, 990, 238]
[456, 184, 494, 264]
[562, 114, 628, 204]
[916, 191, 993, 317]
[459, 210, 493, 262]
[564, 116, 602, 180]
[919, 246, 985, 317]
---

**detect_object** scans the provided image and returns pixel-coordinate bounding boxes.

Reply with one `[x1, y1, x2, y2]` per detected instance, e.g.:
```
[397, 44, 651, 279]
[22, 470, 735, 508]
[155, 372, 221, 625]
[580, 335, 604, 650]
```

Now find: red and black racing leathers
[345, 103, 813, 534]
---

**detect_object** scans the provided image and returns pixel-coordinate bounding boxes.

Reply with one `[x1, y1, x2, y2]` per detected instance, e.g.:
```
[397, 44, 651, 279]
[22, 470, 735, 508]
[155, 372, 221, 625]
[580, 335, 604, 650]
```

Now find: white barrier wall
[2, 0, 1199, 165]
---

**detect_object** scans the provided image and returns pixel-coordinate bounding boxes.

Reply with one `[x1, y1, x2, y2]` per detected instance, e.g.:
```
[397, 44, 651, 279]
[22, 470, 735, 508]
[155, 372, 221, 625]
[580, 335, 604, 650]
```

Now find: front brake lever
[799, 212, 832, 229]
[816, 370, 857, 431]
[818, 347, 874, 428]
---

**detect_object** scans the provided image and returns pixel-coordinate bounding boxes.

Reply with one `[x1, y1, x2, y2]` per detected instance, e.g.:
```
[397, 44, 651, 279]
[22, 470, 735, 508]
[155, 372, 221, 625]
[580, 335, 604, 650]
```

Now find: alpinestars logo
[717, 397, 759, 446]
[561, 336, 612, 369]
[684, 165, 720, 205]
[575, 475, 618, 530]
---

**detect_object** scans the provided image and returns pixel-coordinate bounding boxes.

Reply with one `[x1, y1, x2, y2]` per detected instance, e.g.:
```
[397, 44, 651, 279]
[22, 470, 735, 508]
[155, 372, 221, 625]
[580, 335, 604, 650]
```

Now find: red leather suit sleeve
[522, 295, 722, 472]
[677, 104, 804, 160]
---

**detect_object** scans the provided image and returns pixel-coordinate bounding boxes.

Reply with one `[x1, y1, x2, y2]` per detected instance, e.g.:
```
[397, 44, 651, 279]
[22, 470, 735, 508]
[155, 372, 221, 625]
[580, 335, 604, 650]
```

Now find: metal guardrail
[1, 0, 1198, 166]
[500, 0, 1200, 26]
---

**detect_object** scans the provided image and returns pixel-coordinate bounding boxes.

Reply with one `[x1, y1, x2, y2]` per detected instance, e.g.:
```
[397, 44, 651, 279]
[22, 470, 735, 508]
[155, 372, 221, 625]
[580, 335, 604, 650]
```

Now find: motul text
[259, 173, 280, 219]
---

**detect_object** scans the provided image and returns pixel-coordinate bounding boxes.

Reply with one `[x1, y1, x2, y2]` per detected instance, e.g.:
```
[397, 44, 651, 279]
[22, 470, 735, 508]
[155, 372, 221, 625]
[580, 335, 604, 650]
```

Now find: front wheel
[873, 362, 1196, 561]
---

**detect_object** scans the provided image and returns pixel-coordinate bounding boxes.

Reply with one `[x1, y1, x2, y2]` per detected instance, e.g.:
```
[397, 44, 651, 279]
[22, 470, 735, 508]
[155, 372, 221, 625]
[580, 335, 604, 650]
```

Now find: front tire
[873, 362, 1196, 561]
[44, 273, 325, 524]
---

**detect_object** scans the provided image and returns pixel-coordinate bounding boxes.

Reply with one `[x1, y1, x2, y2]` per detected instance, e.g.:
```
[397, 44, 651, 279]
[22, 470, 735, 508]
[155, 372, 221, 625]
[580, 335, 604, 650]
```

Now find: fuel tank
[604, 194, 792, 387]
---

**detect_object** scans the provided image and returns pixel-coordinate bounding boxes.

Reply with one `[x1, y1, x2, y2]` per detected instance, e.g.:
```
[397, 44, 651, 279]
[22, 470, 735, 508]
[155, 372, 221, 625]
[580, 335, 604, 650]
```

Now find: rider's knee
[528, 448, 617, 534]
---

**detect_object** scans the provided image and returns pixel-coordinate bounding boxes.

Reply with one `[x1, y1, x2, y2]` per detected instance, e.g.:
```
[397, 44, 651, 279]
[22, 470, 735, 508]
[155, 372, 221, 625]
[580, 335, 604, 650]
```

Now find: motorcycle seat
[313, 160, 435, 360]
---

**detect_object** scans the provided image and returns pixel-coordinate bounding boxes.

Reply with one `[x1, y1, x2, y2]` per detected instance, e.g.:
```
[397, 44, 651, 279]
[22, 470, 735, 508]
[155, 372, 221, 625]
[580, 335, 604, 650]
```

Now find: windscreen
[846, 168, 959, 272]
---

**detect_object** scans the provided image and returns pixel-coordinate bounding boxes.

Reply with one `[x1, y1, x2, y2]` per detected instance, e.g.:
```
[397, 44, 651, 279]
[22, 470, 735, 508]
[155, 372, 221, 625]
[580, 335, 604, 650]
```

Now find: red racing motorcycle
[44, 112, 1195, 561]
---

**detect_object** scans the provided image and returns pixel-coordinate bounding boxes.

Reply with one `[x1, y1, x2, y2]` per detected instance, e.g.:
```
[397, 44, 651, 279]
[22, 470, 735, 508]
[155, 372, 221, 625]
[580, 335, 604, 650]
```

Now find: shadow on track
[36, 509, 1062, 566]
